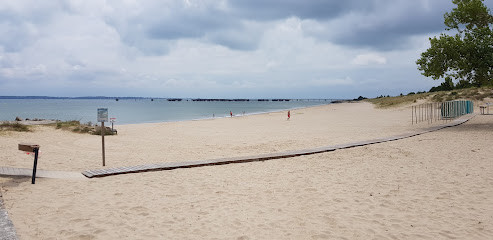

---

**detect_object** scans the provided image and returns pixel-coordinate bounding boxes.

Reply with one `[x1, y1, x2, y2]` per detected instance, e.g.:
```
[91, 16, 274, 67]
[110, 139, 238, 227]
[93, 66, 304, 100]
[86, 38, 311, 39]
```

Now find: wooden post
[102, 122, 105, 166]
[32, 148, 39, 184]
[431, 103, 434, 123]
[415, 105, 417, 124]
[419, 104, 424, 122]
[98, 108, 108, 167]
[429, 103, 431, 123]
[427, 103, 430, 124]
[425, 104, 427, 123]
[429, 103, 432, 124]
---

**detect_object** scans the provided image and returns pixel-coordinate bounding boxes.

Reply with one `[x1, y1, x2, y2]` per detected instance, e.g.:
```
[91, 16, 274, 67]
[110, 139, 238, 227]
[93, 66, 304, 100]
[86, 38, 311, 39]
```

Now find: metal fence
[412, 100, 474, 125]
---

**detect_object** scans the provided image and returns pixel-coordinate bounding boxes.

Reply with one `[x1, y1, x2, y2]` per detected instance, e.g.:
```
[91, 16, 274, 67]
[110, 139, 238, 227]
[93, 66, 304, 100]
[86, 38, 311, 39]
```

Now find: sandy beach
[1, 101, 492, 239]
[0, 102, 419, 172]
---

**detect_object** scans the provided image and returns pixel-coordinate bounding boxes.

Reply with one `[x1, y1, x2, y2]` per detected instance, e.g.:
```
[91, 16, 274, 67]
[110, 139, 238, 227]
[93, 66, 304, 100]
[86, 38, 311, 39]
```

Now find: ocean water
[0, 99, 331, 125]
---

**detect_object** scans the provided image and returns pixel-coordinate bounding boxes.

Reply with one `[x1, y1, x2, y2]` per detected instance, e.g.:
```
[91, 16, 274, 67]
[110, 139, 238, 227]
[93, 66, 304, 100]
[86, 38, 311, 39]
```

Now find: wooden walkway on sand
[81, 114, 476, 178]
[0, 167, 85, 179]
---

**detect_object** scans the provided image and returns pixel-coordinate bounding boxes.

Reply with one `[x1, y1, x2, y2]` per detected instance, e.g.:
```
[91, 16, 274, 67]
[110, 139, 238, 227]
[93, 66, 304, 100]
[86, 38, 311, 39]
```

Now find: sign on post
[97, 108, 108, 166]
[110, 117, 116, 132]
[98, 108, 109, 122]
[18, 143, 40, 184]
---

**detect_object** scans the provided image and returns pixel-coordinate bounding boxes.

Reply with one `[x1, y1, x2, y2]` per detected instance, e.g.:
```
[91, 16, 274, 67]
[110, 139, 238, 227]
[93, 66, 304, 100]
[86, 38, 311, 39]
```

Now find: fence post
[430, 103, 433, 124]
[415, 105, 418, 124]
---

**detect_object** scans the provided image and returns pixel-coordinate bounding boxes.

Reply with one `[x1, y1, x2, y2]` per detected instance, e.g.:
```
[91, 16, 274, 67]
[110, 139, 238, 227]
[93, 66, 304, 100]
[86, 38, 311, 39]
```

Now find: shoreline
[117, 102, 333, 126]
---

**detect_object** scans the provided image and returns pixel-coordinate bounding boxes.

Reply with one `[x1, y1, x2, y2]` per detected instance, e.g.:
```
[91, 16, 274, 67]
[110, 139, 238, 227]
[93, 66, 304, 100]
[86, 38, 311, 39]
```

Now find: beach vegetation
[51, 120, 115, 135]
[0, 122, 30, 132]
[92, 126, 116, 136]
[368, 92, 432, 108]
[417, 0, 493, 87]
[353, 96, 368, 101]
[369, 86, 493, 108]
[55, 120, 80, 129]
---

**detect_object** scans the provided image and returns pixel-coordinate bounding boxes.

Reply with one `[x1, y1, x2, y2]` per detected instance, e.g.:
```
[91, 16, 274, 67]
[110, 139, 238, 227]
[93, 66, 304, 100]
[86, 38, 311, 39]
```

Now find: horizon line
[0, 96, 347, 100]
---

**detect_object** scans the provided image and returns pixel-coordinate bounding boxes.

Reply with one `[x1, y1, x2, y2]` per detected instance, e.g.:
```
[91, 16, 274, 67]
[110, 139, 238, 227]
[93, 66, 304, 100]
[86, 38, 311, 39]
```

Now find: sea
[0, 98, 333, 125]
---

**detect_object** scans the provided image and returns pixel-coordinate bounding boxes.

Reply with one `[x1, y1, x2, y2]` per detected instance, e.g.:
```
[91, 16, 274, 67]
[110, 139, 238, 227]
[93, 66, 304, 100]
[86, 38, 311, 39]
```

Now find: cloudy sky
[0, 0, 491, 99]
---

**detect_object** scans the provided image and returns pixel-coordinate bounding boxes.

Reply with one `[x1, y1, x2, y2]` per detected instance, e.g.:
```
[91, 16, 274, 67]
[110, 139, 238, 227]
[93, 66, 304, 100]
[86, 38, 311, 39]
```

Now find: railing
[412, 100, 474, 125]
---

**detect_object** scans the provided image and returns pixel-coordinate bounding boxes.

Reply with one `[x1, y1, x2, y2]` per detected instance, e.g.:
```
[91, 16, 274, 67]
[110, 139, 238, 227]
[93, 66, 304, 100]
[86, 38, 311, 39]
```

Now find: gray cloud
[0, 2, 62, 52]
[147, 7, 237, 40]
[230, 0, 375, 20]
[325, 0, 458, 50]
[101, 0, 477, 52]
[2, 0, 491, 54]
[1, 0, 491, 98]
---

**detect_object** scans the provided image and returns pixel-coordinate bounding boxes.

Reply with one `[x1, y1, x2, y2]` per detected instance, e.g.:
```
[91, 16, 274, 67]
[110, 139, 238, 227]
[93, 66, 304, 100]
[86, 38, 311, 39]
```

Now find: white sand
[0, 102, 420, 171]
[1, 102, 492, 239]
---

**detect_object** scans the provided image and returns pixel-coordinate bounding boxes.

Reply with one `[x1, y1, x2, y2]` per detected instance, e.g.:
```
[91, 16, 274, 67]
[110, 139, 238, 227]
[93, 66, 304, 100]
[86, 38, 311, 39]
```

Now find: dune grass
[51, 120, 114, 135]
[368, 87, 493, 108]
[367, 93, 432, 108]
[0, 122, 30, 132]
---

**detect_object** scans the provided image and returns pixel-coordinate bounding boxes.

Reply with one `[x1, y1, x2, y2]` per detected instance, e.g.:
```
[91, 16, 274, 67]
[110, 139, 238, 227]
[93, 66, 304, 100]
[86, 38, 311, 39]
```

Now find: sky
[0, 0, 492, 99]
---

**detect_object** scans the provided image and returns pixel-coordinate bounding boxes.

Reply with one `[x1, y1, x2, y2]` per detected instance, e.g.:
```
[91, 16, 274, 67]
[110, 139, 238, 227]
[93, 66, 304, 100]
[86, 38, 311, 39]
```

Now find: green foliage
[417, 0, 493, 87]
[52, 120, 113, 135]
[56, 120, 81, 129]
[0, 122, 30, 132]
[353, 96, 368, 101]
[92, 126, 116, 136]
[429, 77, 455, 92]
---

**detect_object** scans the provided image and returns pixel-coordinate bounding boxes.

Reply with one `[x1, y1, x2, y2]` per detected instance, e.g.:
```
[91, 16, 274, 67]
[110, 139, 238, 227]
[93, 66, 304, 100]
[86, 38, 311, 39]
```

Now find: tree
[429, 76, 455, 92]
[417, 0, 493, 87]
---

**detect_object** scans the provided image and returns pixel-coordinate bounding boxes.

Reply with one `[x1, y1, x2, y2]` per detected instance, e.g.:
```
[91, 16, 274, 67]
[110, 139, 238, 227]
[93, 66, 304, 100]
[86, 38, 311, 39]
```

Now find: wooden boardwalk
[0, 167, 85, 179]
[82, 115, 475, 178]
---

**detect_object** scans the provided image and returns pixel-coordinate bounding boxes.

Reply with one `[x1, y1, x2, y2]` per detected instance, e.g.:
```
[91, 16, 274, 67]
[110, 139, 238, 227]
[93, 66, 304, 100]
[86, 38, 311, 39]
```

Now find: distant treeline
[427, 77, 477, 93]
[191, 98, 251, 102]
[189, 98, 293, 102]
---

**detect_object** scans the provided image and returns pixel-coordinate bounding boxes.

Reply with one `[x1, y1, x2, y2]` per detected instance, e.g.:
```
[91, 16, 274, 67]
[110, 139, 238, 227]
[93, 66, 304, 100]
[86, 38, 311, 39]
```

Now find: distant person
[230, 111, 233, 117]
[287, 110, 291, 120]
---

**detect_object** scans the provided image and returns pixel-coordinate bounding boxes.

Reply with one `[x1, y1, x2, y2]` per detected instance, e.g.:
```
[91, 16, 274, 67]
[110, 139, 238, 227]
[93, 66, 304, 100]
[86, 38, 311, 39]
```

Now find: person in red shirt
[287, 110, 291, 120]
[230, 111, 233, 117]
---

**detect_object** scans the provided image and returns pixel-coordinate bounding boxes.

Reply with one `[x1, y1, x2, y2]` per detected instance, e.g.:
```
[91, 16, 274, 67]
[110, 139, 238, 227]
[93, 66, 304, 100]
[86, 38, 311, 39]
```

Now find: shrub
[0, 122, 30, 132]
[92, 126, 115, 136]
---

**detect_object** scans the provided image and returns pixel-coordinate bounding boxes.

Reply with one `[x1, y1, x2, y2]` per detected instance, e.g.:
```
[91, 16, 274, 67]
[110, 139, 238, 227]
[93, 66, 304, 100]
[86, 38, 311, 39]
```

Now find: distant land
[0, 96, 150, 100]
[0, 96, 341, 102]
